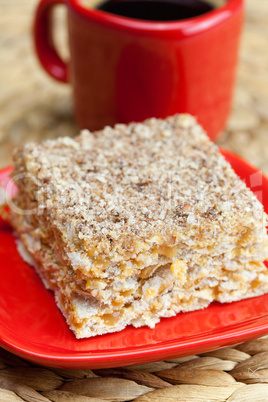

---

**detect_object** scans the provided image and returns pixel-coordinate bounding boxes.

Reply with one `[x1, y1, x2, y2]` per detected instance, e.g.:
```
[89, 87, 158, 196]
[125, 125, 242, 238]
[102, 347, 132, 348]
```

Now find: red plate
[0, 149, 268, 369]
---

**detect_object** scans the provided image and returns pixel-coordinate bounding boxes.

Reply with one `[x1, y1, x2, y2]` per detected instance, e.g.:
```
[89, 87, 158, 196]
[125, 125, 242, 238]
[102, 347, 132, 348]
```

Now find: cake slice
[10, 114, 268, 338]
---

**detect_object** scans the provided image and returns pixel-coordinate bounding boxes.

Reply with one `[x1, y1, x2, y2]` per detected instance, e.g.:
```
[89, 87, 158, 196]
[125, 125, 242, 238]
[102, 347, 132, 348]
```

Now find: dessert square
[10, 114, 268, 338]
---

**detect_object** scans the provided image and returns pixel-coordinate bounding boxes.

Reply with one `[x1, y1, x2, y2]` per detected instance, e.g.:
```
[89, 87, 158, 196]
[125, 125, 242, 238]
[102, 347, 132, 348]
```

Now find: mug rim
[68, 0, 244, 36]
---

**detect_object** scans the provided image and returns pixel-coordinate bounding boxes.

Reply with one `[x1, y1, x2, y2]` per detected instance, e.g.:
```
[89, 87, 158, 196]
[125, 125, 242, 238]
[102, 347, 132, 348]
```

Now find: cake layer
[12, 200, 268, 307]
[55, 261, 268, 339]
[16, 236, 268, 339]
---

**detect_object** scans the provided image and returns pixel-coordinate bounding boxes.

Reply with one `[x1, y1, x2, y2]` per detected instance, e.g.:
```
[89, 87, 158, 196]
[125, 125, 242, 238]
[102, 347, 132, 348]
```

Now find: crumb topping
[12, 114, 265, 256]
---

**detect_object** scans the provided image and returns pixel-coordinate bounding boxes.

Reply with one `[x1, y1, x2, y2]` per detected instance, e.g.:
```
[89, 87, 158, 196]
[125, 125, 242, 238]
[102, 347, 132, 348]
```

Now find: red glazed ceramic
[0, 150, 268, 369]
[33, 0, 244, 139]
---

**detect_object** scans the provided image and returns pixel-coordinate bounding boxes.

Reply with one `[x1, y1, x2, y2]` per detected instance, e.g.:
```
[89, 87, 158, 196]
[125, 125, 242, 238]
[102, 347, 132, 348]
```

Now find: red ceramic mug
[33, 0, 244, 139]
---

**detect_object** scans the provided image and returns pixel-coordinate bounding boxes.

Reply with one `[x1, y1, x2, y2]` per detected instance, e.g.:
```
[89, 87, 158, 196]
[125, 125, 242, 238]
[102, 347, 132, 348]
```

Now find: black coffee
[97, 0, 215, 22]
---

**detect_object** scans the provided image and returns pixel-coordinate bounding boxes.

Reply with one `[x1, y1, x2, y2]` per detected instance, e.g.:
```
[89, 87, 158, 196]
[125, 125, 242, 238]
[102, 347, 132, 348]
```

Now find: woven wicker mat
[1, 0, 268, 401]
[0, 337, 268, 401]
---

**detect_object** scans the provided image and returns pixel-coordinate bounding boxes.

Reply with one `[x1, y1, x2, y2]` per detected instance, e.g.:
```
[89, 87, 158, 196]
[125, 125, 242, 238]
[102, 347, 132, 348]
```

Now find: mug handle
[33, 0, 68, 83]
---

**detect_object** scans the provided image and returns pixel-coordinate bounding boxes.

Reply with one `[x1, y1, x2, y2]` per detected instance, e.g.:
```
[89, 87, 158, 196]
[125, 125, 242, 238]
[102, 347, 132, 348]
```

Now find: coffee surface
[97, 0, 215, 22]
